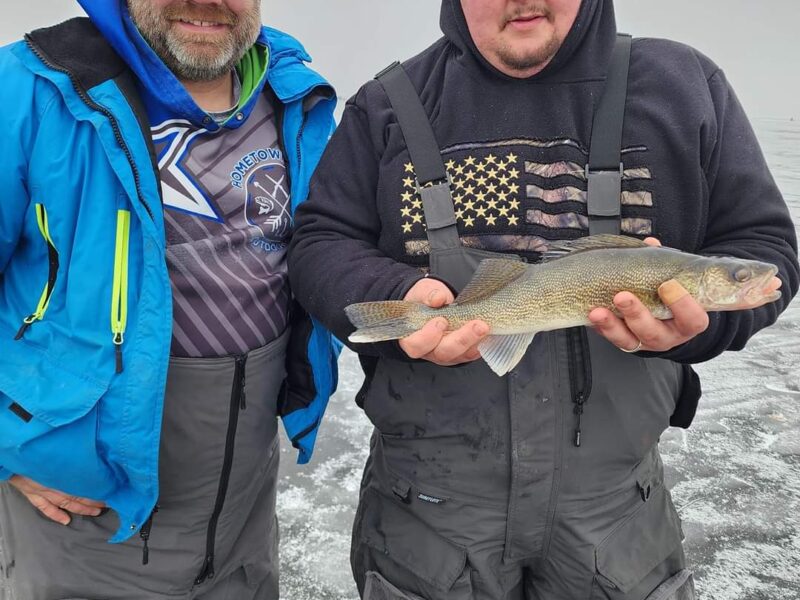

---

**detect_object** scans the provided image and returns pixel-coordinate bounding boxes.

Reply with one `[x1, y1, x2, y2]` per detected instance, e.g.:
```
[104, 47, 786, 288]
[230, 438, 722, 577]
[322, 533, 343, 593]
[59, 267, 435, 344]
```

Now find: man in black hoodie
[289, 1, 799, 599]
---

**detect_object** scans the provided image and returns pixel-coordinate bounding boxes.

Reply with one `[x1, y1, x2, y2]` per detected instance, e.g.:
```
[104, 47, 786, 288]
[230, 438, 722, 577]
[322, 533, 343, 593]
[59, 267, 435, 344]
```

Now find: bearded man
[0, 1, 338, 598]
[288, 0, 799, 598]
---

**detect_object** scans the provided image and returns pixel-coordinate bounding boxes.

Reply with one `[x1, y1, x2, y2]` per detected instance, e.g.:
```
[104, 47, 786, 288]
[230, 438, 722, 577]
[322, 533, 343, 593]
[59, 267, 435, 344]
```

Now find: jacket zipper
[24, 37, 155, 224]
[111, 210, 131, 373]
[139, 505, 158, 565]
[295, 113, 308, 179]
[15, 204, 59, 340]
[568, 327, 593, 447]
[194, 355, 248, 585]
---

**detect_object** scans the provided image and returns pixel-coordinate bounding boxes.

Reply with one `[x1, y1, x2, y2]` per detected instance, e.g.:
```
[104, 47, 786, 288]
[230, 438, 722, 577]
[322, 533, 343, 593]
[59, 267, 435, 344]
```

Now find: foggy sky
[1, 1, 797, 119]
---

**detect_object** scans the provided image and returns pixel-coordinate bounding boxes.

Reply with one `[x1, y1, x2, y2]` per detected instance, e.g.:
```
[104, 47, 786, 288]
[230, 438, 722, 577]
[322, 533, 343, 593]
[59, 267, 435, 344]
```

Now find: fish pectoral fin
[542, 234, 649, 262]
[478, 332, 536, 377]
[454, 259, 528, 305]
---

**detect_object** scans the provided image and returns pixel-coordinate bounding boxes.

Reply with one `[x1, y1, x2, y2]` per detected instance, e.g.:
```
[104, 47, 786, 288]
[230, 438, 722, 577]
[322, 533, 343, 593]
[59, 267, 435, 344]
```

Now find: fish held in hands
[345, 235, 781, 376]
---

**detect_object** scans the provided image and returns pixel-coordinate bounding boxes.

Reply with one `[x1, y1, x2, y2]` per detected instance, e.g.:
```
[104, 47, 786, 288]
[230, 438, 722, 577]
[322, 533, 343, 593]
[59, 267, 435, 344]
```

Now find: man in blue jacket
[0, 1, 338, 598]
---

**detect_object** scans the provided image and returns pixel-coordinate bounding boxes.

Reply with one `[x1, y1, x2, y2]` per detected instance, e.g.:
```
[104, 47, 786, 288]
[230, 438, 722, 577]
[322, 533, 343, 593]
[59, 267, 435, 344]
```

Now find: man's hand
[399, 278, 490, 366]
[9, 475, 105, 525]
[588, 237, 782, 353]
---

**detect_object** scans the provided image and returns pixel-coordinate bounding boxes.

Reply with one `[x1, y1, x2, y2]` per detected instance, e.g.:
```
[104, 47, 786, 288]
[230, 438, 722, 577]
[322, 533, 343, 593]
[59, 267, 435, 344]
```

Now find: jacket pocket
[595, 485, 683, 594]
[358, 488, 469, 592]
[14, 203, 59, 340]
[0, 335, 109, 449]
[644, 570, 695, 600]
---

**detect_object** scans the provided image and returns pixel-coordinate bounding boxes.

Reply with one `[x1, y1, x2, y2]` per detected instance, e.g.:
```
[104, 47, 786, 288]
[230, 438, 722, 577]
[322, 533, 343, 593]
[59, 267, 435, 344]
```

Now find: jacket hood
[77, 0, 324, 128]
[439, 0, 618, 82]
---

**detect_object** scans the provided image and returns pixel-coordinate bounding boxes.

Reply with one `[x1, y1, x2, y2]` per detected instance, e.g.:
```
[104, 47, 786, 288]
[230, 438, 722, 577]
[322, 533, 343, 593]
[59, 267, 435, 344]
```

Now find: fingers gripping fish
[345, 235, 781, 376]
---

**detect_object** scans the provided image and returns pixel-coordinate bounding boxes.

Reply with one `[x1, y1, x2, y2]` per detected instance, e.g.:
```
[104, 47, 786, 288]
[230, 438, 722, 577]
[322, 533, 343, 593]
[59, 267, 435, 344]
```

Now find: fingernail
[659, 280, 688, 306]
[435, 319, 447, 331]
[427, 290, 439, 304]
[617, 297, 633, 309]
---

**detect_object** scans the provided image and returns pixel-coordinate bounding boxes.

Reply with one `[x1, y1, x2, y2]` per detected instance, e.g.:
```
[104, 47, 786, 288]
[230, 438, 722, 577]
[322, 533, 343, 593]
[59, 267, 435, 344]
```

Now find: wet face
[128, 0, 261, 81]
[460, 0, 581, 78]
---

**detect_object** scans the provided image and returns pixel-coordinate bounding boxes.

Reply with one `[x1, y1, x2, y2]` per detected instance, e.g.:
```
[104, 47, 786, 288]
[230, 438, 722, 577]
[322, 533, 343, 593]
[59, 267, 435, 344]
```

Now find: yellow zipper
[15, 204, 59, 340]
[111, 209, 131, 373]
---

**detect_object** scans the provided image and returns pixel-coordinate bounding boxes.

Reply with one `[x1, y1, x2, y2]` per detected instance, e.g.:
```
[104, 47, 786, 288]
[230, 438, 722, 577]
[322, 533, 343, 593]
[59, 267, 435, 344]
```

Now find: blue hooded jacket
[0, 0, 338, 541]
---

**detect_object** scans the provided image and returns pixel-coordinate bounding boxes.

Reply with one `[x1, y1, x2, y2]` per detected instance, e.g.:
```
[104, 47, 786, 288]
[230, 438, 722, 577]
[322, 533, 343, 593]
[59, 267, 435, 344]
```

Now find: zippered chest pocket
[14, 203, 59, 340]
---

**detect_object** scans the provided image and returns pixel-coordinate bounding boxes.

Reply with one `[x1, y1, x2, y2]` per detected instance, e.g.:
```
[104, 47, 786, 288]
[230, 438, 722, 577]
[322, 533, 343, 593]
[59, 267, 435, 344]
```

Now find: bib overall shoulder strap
[587, 33, 632, 236]
[376, 62, 461, 251]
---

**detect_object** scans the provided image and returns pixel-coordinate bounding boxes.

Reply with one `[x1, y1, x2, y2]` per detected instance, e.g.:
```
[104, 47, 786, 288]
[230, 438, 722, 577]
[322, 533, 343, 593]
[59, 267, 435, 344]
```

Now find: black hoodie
[290, 0, 799, 365]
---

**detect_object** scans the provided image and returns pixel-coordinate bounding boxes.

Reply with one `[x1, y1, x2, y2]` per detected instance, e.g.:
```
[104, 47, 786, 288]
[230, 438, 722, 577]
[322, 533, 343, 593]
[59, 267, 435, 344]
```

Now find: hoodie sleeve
[656, 68, 799, 364]
[288, 87, 426, 359]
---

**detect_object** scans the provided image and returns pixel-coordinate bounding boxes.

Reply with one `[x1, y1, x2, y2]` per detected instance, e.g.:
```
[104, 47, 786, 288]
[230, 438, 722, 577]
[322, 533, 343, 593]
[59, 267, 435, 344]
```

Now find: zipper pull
[573, 393, 585, 447]
[113, 332, 124, 373]
[139, 506, 157, 565]
[195, 554, 215, 584]
[14, 315, 37, 341]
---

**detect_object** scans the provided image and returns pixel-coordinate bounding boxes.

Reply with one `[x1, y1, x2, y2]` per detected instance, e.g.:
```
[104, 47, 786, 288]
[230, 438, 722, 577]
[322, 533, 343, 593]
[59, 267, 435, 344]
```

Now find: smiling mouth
[175, 18, 231, 29]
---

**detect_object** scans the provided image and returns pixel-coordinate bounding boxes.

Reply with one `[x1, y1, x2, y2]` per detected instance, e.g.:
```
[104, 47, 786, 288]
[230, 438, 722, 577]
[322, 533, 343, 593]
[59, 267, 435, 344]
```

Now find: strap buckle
[585, 162, 624, 217]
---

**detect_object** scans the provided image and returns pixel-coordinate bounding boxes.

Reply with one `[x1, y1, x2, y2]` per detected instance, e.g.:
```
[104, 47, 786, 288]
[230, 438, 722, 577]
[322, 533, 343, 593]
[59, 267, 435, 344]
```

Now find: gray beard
[128, 0, 260, 82]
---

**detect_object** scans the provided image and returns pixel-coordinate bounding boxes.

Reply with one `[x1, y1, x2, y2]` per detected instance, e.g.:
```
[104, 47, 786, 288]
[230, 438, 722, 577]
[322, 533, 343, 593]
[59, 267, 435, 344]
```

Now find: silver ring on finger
[619, 340, 643, 353]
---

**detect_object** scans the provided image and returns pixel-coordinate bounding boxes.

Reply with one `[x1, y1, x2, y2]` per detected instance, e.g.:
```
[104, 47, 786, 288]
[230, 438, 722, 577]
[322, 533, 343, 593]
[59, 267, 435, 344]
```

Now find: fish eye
[733, 267, 751, 283]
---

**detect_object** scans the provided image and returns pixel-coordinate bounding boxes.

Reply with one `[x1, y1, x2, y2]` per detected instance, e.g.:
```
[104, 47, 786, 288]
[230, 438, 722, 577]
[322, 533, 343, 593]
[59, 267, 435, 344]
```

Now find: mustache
[162, 2, 238, 26]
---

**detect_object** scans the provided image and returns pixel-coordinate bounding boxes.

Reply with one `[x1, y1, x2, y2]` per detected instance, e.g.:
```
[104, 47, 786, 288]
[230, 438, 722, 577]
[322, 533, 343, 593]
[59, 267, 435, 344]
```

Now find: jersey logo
[245, 164, 291, 238]
[152, 119, 223, 222]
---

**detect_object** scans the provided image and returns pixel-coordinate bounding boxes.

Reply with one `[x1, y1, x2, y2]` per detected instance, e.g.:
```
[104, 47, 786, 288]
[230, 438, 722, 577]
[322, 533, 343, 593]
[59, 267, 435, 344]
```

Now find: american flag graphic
[400, 143, 654, 257]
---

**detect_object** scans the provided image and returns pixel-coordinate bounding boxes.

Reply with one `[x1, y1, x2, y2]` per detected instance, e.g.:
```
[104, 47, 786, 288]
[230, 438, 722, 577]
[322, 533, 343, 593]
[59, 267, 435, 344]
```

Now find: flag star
[475, 206, 487, 217]
[464, 156, 476, 166]
[465, 170, 475, 181]
[486, 214, 498, 226]
[455, 209, 464, 220]
[476, 175, 488, 187]
[403, 177, 415, 188]
[412, 213, 423, 224]
[402, 222, 413, 233]
[487, 199, 498, 209]
[445, 159, 456, 170]
[497, 191, 509, 202]
[509, 199, 520, 210]
[498, 174, 510, 186]
[464, 216, 475, 227]
[508, 215, 519, 226]
[404, 163, 415, 174]
[508, 183, 520, 194]
[453, 193, 464, 205]
[464, 199, 476, 211]
[486, 154, 497, 164]
[475, 162, 487, 173]
[454, 164, 465, 175]
[464, 184, 476, 196]
[506, 152, 518, 163]
[508, 168, 520, 179]
[475, 190, 487, 202]
[401, 191, 414, 202]
[486, 183, 497, 194]
[454, 178, 465, 190]
[401, 207, 412, 217]
[412, 199, 422, 209]
[498, 206, 510, 217]
[487, 168, 498, 179]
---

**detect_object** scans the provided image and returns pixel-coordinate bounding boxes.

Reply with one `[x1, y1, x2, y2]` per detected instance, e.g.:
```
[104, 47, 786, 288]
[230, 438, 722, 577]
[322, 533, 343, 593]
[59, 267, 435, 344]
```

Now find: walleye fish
[345, 235, 781, 376]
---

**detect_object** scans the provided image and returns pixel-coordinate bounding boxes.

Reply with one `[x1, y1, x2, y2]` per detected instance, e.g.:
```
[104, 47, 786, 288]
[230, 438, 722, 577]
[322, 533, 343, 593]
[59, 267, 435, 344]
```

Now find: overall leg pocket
[593, 485, 686, 599]
[643, 570, 694, 600]
[353, 488, 472, 600]
[364, 571, 427, 600]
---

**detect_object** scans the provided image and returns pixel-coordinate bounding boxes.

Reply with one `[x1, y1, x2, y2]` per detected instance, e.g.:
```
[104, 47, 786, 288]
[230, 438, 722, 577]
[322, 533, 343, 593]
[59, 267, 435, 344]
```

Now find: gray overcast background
[0, 1, 798, 119]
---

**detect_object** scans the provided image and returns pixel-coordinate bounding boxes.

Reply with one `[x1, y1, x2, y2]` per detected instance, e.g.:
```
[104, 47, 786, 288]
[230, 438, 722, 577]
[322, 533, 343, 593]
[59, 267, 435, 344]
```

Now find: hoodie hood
[77, 0, 320, 130]
[440, 0, 617, 82]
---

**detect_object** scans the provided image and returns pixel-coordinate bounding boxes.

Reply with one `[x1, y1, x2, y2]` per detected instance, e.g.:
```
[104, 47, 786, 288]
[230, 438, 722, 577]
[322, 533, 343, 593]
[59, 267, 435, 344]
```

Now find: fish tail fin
[346, 301, 424, 343]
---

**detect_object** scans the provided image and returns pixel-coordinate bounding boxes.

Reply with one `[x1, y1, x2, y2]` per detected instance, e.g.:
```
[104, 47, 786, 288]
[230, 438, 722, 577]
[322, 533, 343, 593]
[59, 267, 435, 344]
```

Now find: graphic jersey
[154, 92, 291, 357]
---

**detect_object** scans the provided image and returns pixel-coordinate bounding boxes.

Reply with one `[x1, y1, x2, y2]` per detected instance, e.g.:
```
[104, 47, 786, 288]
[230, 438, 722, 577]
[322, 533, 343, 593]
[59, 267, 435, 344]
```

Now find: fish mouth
[742, 265, 781, 306]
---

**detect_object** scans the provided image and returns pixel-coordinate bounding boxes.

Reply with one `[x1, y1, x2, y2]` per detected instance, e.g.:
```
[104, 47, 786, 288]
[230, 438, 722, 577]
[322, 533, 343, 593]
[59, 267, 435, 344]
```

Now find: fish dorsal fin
[542, 234, 649, 262]
[454, 259, 528, 305]
[478, 333, 537, 376]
